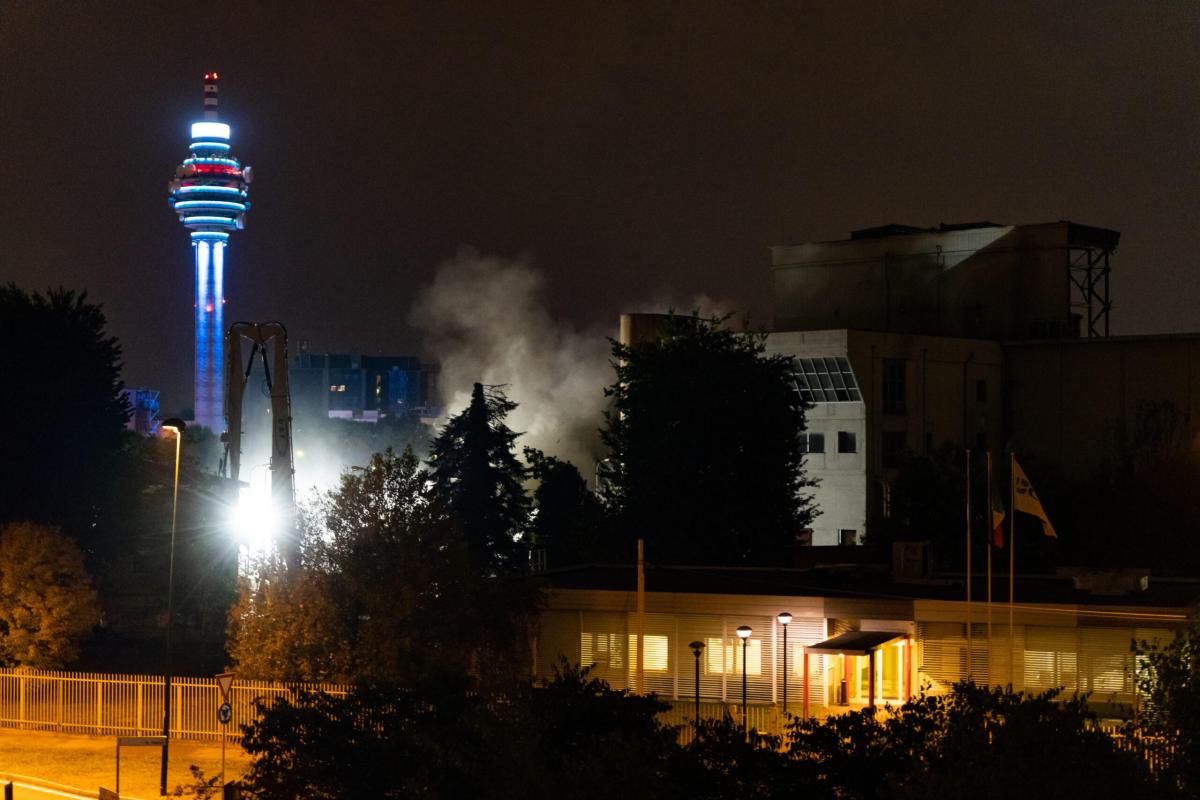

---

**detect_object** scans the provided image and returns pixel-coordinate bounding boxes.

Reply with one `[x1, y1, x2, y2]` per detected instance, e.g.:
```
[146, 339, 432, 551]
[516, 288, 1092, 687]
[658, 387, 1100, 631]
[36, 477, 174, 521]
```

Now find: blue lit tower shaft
[167, 73, 252, 432]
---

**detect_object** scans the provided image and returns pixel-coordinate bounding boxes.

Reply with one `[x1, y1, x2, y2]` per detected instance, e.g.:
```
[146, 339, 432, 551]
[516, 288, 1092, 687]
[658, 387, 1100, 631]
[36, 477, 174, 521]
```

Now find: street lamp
[736, 625, 752, 734]
[159, 417, 185, 797]
[688, 641, 705, 723]
[777, 612, 792, 716]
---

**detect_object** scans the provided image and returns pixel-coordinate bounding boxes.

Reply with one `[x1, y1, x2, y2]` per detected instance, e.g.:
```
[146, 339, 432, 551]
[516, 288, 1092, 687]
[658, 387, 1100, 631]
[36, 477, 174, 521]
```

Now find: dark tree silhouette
[600, 315, 813, 565]
[428, 383, 529, 572]
[526, 447, 609, 567]
[0, 285, 129, 549]
[1134, 617, 1200, 796]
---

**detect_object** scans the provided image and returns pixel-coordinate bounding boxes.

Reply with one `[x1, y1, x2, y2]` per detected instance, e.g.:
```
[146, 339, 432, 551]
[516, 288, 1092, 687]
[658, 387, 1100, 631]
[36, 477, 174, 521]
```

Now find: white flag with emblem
[1013, 457, 1056, 538]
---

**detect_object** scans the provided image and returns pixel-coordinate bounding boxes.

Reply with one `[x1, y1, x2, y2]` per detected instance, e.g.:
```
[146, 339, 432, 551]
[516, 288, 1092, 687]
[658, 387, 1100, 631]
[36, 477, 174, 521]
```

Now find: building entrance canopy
[805, 630, 906, 656]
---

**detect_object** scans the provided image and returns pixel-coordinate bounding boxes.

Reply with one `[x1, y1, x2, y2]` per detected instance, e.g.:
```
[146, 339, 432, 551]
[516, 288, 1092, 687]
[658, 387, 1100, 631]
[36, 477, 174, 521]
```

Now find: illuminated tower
[167, 73, 253, 431]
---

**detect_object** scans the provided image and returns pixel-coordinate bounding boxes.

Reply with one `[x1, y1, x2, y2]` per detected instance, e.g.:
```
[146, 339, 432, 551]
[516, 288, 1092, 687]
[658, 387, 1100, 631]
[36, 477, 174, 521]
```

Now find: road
[0, 774, 145, 800]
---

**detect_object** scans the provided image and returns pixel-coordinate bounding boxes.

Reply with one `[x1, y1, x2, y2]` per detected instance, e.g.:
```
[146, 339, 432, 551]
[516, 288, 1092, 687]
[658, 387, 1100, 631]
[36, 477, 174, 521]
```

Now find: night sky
[2, 2, 1198, 411]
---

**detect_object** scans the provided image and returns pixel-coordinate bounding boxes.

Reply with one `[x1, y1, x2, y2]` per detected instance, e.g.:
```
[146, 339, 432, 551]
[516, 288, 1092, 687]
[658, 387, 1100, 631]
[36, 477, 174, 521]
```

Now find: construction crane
[220, 321, 298, 569]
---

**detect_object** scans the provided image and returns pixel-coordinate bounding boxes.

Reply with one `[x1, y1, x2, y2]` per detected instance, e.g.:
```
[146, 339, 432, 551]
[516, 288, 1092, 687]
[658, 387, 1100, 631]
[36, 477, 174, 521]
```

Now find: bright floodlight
[191, 121, 231, 140]
[736, 625, 752, 639]
[232, 485, 276, 553]
[777, 612, 793, 626]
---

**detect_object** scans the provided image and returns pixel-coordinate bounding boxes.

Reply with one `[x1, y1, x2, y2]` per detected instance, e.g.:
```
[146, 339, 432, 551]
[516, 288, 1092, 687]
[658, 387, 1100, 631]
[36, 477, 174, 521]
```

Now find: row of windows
[581, 633, 768, 676]
[800, 431, 857, 454]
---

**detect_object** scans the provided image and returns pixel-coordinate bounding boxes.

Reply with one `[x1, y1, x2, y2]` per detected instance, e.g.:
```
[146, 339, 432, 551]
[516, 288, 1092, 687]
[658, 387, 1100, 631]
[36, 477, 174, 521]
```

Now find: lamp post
[736, 625, 752, 734]
[689, 641, 705, 723]
[159, 418, 185, 797]
[777, 612, 792, 716]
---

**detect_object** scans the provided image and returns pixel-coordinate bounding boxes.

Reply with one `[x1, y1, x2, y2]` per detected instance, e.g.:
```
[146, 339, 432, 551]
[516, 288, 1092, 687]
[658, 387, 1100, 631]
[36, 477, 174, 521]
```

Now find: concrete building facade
[763, 330, 1003, 545]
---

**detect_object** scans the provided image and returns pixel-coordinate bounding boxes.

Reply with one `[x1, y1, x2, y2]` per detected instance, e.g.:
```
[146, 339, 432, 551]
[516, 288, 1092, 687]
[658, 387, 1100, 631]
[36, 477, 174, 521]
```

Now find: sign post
[215, 672, 236, 788]
[115, 736, 166, 797]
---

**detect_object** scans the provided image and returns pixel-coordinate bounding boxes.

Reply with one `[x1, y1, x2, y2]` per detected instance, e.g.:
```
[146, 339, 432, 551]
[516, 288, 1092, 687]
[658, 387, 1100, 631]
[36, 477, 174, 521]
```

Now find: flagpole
[986, 451, 993, 687]
[1009, 450, 1016, 688]
[965, 448, 972, 681]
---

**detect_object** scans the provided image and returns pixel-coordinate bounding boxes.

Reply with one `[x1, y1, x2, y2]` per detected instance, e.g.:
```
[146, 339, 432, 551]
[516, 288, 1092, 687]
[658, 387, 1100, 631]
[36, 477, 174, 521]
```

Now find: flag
[1012, 457, 1057, 538]
[990, 468, 1006, 548]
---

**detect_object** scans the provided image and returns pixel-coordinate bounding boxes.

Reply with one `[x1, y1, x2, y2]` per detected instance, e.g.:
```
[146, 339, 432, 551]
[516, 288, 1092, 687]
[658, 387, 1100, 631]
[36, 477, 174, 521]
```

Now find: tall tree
[229, 448, 540, 686]
[0, 522, 99, 668]
[600, 315, 813, 565]
[526, 448, 609, 567]
[0, 285, 129, 549]
[428, 383, 530, 572]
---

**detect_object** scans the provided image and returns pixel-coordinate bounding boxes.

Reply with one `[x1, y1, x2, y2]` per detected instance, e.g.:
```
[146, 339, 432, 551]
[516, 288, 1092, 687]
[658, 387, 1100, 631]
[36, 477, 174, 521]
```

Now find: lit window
[626, 634, 670, 672]
[704, 636, 761, 675]
[329, 385, 337, 392]
[581, 632, 624, 669]
[338, 384, 346, 392]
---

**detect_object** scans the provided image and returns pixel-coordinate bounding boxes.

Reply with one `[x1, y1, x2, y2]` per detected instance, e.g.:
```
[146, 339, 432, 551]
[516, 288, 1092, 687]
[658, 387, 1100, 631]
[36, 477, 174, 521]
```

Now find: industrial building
[623, 219, 1200, 547]
[290, 352, 441, 423]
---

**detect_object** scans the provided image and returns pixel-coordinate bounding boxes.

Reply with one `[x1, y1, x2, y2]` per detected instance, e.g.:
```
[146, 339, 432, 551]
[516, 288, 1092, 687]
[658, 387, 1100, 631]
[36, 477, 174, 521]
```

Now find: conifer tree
[428, 384, 530, 572]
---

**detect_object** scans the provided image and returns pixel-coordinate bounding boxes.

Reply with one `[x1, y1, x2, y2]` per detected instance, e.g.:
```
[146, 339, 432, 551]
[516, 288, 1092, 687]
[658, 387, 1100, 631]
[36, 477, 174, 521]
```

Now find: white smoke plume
[410, 249, 613, 474]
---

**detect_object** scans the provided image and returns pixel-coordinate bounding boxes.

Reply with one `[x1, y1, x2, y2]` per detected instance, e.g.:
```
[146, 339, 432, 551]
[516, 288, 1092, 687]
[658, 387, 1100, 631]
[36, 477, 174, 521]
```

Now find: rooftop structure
[771, 221, 1119, 341]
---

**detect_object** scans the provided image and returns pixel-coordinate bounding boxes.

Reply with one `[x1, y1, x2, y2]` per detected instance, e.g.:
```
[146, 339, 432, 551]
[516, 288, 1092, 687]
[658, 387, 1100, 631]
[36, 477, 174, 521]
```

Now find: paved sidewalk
[0, 728, 251, 799]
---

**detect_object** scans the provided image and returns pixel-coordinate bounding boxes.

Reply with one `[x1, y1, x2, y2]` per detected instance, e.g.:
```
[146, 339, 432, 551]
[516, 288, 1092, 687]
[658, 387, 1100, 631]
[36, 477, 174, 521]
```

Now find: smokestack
[203, 72, 219, 121]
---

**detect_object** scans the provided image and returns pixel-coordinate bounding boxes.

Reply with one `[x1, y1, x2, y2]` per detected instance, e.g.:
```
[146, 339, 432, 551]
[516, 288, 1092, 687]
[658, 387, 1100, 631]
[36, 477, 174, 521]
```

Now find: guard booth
[803, 631, 912, 713]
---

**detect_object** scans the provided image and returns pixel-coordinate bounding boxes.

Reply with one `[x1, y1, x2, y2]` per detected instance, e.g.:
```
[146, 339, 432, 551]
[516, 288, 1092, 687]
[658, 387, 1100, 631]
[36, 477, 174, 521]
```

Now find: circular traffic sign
[217, 702, 232, 725]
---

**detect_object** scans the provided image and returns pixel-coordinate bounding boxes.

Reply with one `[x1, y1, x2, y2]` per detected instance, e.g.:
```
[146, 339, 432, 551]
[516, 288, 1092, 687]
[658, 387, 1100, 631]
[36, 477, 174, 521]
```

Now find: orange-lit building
[533, 563, 1191, 724]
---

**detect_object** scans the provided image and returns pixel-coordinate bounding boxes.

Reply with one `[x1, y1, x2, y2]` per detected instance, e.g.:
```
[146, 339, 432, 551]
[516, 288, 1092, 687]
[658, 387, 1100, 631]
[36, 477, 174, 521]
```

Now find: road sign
[117, 736, 166, 747]
[215, 672, 236, 701]
[217, 702, 233, 725]
[116, 736, 167, 797]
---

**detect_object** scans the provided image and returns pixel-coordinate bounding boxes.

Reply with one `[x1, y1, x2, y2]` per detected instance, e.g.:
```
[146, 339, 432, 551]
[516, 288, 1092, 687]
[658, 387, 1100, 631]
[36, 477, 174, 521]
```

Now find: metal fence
[1094, 720, 1176, 774]
[0, 669, 348, 742]
[661, 701, 1176, 772]
[658, 700, 808, 744]
[0, 669, 1178, 772]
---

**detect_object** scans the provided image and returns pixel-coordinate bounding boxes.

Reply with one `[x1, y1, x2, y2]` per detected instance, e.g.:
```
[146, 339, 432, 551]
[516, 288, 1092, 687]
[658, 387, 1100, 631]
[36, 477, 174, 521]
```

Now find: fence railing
[0, 669, 1179, 772]
[1093, 720, 1175, 774]
[658, 700, 830, 744]
[0, 669, 348, 741]
[660, 702, 1176, 772]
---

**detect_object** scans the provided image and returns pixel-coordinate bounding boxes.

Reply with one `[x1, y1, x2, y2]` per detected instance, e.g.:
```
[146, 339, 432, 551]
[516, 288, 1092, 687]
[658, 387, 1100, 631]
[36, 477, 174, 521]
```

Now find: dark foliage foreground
[239, 668, 1170, 800]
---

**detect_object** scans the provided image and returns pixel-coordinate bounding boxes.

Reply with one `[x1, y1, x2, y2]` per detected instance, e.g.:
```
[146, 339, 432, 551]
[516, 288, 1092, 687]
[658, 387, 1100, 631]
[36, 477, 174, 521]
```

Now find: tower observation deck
[167, 72, 253, 432]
